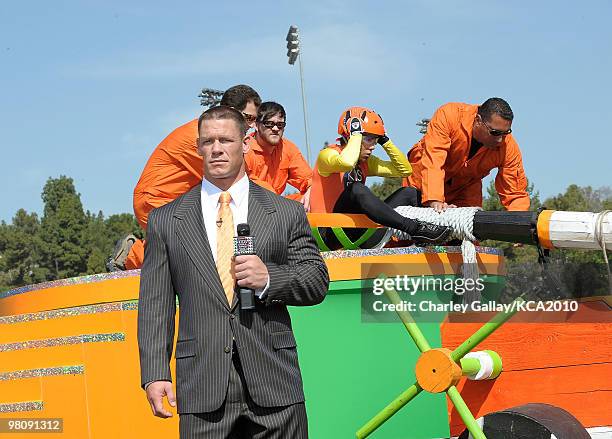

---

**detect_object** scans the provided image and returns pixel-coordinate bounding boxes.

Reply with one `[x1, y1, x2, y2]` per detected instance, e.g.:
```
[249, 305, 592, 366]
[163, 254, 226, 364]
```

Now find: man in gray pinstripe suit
[137, 105, 329, 438]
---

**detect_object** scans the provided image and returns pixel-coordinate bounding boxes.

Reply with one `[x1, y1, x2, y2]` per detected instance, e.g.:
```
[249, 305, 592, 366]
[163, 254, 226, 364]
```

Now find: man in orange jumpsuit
[110, 93, 312, 271]
[407, 97, 529, 212]
[245, 101, 312, 209]
[108, 85, 262, 271]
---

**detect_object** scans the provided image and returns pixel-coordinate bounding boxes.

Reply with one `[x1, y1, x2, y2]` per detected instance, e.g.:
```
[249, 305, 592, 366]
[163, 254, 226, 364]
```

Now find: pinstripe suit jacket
[137, 181, 329, 414]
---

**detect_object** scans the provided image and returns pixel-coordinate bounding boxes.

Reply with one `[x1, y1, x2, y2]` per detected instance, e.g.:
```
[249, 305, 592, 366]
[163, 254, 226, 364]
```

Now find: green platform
[290, 275, 506, 439]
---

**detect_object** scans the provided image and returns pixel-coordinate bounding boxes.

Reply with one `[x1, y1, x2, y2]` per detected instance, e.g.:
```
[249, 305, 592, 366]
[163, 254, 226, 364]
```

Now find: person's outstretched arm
[495, 136, 530, 211]
[367, 136, 413, 177]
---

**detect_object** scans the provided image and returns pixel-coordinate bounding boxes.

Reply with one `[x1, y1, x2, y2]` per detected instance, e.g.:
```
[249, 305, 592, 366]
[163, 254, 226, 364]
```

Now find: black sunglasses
[241, 112, 257, 123]
[480, 117, 512, 137]
[261, 121, 286, 129]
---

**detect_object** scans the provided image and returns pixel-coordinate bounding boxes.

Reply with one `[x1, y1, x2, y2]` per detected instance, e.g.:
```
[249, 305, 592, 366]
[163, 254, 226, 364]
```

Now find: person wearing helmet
[310, 107, 452, 244]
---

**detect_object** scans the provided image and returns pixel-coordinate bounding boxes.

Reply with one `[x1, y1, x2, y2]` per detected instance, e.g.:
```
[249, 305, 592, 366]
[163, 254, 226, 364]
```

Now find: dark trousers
[179, 350, 308, 439]
[333, 183, 421, 233]
[321, 184, 422, 249]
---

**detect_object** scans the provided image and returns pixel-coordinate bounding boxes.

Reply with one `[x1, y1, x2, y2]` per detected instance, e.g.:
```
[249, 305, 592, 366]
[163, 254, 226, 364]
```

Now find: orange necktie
[216, 192, 235, 305]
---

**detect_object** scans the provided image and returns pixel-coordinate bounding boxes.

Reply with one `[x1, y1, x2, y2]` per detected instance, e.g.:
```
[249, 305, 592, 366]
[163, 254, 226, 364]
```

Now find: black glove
[377, 134, 390, 146]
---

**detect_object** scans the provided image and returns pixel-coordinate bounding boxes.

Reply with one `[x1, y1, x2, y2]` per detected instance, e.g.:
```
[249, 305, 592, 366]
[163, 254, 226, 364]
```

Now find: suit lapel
[247, 181, 275, 256]
[174, 185, 229, 309]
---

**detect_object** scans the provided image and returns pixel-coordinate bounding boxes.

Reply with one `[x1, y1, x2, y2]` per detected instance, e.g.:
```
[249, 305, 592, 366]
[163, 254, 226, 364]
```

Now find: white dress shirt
[200, 175, 268, 296]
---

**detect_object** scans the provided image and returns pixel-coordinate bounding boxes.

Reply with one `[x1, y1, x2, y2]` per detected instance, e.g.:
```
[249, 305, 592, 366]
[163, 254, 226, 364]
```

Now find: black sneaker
[410, 220, 452, 244]
[106, 234, 137, 272]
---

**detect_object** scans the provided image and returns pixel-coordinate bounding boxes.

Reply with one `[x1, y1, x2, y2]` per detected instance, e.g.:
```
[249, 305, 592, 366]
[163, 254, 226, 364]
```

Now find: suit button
[230, 315, 235, 320]
[224, 346, 231, 353]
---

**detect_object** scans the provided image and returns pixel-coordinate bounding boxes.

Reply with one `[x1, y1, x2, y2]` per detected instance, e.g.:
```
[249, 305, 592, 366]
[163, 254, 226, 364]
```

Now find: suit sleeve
[137, 209, 177, 388]
[495, 136, 530, 211]
[264, 203, 329, 306]
[419, 106, 453, 204]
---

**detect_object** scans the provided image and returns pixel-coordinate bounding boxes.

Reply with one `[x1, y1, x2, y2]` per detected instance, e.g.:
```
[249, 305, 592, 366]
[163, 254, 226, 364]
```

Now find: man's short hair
[256, 102, 286, 123]
[198, 105, 247, 137]
[220, 85, 261, 111]
[478, 97, 514, 122]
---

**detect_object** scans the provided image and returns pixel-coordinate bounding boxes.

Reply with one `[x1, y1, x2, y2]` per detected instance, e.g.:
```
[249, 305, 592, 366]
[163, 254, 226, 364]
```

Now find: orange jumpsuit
[132, 119, 201, 229]
[124, 124, 311, 269]
[244, 135, 312, 197]
[407, 102, 529, 211]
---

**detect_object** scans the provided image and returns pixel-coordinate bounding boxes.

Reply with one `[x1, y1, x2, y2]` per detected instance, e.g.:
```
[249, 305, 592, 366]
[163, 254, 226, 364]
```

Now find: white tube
[547, 211, 612, 250]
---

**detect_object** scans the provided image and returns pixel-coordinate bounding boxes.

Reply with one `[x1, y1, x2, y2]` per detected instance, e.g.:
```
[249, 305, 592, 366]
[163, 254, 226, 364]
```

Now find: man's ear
[242, 135, 250, 154]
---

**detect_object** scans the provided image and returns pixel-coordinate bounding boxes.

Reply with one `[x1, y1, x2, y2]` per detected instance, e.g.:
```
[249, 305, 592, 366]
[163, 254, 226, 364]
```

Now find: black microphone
[234, 223, 256, 310]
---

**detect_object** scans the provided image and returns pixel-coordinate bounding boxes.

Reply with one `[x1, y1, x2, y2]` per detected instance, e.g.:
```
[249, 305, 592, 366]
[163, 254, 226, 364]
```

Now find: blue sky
[1, 0, 611, 222]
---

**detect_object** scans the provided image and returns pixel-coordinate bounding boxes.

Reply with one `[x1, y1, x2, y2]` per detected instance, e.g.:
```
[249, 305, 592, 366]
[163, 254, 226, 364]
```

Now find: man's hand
[234, 255, 269, 290]
[427, 201, 457, 213]
[377, 134, 390, 146]
[300, 187, 311, 212]
[145, 381, 176, 418]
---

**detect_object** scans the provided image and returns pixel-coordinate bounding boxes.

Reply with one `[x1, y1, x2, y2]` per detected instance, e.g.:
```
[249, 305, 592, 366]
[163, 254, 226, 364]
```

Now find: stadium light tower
[416, 118, 430, 134]
[198, 87, 224, 108]
[286, 25, 312, 165]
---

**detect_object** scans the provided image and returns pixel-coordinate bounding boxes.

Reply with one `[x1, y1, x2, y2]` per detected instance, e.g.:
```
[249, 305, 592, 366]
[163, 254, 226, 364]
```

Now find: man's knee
[348, 182, 370, 198]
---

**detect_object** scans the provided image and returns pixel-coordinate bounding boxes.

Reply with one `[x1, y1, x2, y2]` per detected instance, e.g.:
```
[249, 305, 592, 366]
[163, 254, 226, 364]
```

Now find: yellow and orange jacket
[407, 102, 529, 211]
[310, 134, 412, 213]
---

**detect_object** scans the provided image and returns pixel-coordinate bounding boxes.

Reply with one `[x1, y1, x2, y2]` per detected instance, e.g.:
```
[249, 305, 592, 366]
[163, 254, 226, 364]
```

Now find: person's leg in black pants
[384, 186, 421, 209]
[335, 183, 419, 234]
[332, 183, 451, 245]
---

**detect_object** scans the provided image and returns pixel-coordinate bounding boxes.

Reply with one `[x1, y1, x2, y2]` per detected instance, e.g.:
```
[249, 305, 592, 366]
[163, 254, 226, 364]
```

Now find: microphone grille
[237, 223, 250, 236]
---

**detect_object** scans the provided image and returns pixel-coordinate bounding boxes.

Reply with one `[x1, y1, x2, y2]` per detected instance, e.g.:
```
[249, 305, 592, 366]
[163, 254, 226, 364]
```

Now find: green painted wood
[447, 386, 486, 439]
[290, 280, 449, 439]
[311, 227, 331, 252]
[310, 226, 378, 251]
[356, 383, 423, 438]
[290, 274, 507, 438]
[331, 227, 377, 249]
[451, 297, 523, 362]
[486, 350, 503, 379]
[383, 282, 432, 353]
[460, 357, 481, 376]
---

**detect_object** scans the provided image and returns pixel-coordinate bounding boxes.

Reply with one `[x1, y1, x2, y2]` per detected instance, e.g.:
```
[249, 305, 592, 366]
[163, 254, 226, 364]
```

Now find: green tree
[543, 185, 611, 266]
[1, 176, 145, 292]
[39, 176, 88, 280]
[369, 177, 402, 200]
[83, 212, 143, 274]
[0, 209, 48, 289]
[482, 178, 541, 212]
[544, 184, 610, 212]
[105, 213, 143, 240]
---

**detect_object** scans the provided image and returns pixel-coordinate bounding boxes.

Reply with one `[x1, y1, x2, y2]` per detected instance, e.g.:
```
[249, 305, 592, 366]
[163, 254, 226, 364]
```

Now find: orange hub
[415, 348, 462, 393]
